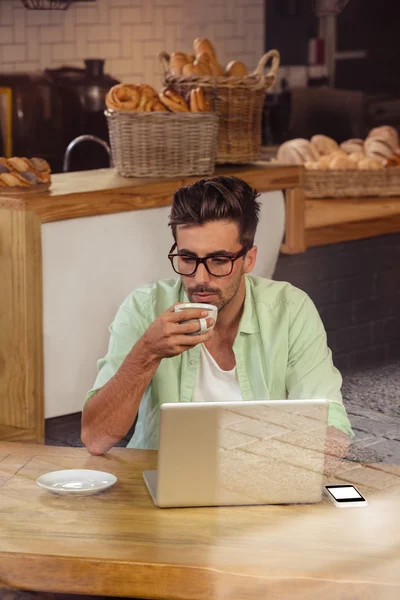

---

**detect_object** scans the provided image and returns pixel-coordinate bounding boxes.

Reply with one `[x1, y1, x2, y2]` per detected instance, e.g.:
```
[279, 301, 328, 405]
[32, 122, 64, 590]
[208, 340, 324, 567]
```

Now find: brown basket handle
[159, 51, 171, 76]
[252, 49, 280, 82]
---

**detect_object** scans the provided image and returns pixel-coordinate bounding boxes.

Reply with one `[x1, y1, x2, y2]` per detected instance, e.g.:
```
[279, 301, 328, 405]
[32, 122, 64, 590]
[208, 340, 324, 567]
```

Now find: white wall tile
[120, 7, 142, 24]
[52, 43, 77, 61]
[2, 44, 26, 63]
[0, 27, 13, 45]
[87, 24, 109, 41]
[13, 8, 26, 44]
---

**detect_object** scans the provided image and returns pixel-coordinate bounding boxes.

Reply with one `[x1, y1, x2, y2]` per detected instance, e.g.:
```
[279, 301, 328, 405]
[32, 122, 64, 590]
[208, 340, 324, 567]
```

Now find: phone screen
[326, 485, 366, 502]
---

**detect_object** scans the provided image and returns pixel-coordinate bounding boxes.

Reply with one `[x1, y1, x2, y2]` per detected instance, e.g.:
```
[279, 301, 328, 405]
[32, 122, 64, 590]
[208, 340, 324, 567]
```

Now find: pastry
[329, 155, 353, 170]
[358, 157, 384, 170]
[193, 53, 212, 75]
[304, 161, 320, 170]
[317, 155, 332, 169]
[276, 140, 305, 165]
[159, 87, 189, 112]
[182, 63, 204, 76]
[368, 125, 399, 152]
[189, 88, 209, 112]
[364, 138, 394, 163]
[310, 135, 339, 156]
[106, 84, 141, 111]
[30, 157, 51, 172]
[0, 156, 51, 188]
[152, 100, 168, 112]
[340, 138, 364, 154]
[193, 38, 217, 60]
[0, 172, 31, 187]
[225, 60, 248, 77]
[347, 151, 365, 164]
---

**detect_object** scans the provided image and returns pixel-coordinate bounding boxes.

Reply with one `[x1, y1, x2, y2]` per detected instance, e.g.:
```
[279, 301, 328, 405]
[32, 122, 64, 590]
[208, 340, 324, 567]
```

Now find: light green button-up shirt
[86, 275, 353, 449]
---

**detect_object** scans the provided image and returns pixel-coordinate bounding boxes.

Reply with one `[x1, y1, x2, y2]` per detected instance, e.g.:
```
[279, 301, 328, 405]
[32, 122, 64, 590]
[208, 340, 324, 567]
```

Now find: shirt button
[190, 359, 196, 365]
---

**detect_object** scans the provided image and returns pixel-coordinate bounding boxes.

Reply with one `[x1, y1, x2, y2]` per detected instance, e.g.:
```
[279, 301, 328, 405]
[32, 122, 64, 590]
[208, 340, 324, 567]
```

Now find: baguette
[193, 38, 217, 60]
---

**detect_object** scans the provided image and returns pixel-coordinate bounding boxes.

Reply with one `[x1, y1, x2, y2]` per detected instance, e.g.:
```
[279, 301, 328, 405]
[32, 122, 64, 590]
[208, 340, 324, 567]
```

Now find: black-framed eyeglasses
[168, 243, 249, 277]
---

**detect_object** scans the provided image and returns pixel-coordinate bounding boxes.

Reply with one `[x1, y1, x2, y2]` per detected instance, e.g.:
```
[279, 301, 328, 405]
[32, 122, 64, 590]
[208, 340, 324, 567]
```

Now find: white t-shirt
[191, 343, 243, 403]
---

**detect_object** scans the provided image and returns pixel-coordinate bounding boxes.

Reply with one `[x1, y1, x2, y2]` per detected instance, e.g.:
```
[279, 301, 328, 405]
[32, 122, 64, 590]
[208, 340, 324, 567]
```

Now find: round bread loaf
[340, 138, 364, 154]
[311, 135, 339, 156]
[225, 61, 248, 78]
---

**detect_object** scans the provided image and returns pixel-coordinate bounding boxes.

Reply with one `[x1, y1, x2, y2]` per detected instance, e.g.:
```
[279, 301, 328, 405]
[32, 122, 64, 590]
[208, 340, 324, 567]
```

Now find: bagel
[106, 84, 141, 111]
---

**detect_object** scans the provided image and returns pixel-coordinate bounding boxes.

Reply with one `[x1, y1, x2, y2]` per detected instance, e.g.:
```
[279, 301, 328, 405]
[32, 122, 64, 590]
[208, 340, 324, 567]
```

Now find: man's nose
[194, 262, 211, 284]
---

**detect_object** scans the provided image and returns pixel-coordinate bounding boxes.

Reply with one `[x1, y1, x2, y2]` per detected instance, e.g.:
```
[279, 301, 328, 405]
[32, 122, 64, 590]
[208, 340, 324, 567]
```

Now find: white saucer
[36, 469, 117, 496]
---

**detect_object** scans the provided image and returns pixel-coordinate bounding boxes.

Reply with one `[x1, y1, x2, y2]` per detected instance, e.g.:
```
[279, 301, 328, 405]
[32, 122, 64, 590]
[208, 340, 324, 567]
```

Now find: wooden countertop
[282, 188, 400, 254]
[0, 164, 300, 224]
[1, 442, 400, 599]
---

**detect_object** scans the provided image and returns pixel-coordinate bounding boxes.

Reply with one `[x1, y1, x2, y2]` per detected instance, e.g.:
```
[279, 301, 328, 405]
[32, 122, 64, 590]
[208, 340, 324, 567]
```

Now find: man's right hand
[140, 304, 215, 360]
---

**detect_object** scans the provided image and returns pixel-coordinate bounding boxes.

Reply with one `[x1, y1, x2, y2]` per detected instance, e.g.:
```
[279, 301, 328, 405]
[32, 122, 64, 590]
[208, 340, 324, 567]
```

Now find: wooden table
[1, 443, 399, 600]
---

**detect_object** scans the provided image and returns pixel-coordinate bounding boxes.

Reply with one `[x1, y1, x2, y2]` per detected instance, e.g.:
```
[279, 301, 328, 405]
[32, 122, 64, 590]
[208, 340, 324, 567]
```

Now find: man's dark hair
[168, 176, 261, 247]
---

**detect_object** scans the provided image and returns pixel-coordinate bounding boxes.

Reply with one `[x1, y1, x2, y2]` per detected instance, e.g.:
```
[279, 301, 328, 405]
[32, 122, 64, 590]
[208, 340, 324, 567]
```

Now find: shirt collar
[177, 275, 259, 335]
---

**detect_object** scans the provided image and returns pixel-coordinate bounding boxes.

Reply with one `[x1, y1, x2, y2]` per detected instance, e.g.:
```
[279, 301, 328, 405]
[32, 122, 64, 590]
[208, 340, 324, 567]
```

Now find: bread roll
[292, 138, 320, 162]
[340, 138, 364, 154]
[194, 52, 212, 75]
[368, 125, 399, 152]
[208, 58, 224, 77]
[364, 138, 394, 163]
[193, 38, 217, 60]
[304, 161, 320, 170]
[185, 53, 195, 64]
[348, 151, 365, 164]
[276, 141, 304, 165]
[225, 60, 248, 78]
[317, 155, 332, 169]
[358, 157, 385, 170]
[311, 135, 339, 156]
[329, 155, 353, 170]
[182, 63, 198, 76]
[169, 52, 189, 76]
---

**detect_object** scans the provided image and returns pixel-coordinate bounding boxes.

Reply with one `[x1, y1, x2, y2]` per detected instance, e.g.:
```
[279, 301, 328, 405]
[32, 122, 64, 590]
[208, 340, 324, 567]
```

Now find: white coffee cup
[174, 302, 218, 336]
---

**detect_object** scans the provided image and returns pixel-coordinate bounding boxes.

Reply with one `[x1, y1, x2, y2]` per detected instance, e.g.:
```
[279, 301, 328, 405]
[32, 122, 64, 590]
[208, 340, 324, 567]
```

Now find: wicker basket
[304, 167, 400, 198]
[160, 50, 280, 165]
[106, 110, 219, 178]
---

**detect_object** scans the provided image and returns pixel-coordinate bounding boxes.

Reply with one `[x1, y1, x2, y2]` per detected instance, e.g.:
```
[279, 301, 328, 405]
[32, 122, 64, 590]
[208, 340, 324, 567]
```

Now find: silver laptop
[143, 399, 329, 508]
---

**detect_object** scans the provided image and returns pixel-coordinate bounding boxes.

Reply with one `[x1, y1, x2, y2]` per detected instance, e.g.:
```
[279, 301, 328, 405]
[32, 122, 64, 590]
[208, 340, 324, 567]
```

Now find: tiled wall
[0, 0, 265, 89]
[274, 234, 400, 372]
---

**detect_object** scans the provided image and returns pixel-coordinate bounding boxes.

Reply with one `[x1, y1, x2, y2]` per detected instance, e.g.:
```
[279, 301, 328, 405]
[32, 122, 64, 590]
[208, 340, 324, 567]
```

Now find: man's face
[175, 220, 257, 313]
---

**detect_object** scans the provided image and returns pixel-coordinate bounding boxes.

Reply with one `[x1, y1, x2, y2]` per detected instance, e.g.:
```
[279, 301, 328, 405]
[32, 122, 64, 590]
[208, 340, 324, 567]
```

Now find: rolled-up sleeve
[286, 291, 354, 438]
[83, 294, 151, 406]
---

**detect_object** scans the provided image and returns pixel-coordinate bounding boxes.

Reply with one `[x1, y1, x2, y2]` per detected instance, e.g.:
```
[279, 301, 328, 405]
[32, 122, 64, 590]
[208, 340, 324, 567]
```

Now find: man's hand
[140, 303, 215, 361]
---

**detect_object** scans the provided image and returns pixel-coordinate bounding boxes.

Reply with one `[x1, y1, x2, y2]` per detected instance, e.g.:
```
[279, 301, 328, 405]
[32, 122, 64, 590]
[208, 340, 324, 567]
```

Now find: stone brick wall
[0, 0, 264, 90]
[273, 234, 400, 372]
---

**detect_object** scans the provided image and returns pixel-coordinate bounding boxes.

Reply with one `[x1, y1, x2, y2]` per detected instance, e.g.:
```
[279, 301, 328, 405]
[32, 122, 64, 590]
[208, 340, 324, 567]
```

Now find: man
[82, 176, 353, 457]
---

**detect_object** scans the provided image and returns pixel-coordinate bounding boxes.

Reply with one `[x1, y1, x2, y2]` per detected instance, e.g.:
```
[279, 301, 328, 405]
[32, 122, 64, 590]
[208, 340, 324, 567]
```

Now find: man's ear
[244, 246, 257, 274]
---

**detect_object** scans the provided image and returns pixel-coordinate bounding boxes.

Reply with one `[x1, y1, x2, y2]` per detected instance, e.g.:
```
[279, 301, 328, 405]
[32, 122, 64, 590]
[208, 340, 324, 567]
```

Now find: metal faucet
[63, 134, 113, 172]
